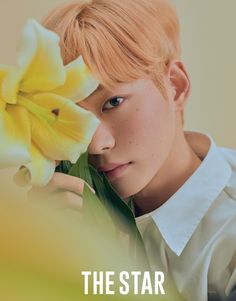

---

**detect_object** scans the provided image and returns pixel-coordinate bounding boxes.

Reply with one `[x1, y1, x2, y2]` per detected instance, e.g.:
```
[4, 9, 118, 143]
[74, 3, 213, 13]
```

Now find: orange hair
[42, 0, 183, 122]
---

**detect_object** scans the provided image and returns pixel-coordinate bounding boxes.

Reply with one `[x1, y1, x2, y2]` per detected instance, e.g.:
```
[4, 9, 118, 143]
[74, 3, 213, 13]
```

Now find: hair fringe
[41, 0, 184, 123]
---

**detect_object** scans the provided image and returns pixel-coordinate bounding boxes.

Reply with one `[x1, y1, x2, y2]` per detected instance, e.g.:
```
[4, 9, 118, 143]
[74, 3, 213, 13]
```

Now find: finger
[45, 173, 95, 195]
[30, 173, 84, 196]
[61, 191, 83, 211]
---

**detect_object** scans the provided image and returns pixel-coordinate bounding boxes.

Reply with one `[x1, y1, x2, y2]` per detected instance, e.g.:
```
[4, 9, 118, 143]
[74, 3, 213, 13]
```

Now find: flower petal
[14, 143, 55, 187]
[1, 68, 25, 104]
[0, 64, 11, 83]
[1, 19, 38, 104]
[52, 56, 99, 102]
[0, 101, 31, 167]
[2, 19, 65, 103]
[18, 93, 100, 163]
[0, 65, 15, 103]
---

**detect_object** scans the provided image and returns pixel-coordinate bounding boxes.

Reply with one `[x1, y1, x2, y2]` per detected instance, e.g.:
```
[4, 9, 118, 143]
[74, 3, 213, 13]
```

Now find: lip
[98, 162, 130, 172]
[102, 162, 132, 180]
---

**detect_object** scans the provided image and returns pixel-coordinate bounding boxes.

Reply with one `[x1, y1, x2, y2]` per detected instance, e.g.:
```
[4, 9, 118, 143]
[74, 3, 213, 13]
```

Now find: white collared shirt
[135, 131, 236, 301]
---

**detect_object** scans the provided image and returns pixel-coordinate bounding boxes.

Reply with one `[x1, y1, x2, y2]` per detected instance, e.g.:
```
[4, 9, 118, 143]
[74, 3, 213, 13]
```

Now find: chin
[108, 181, 133, 199]
[111, 181, 145, 200]
[107, 163, 151, 199]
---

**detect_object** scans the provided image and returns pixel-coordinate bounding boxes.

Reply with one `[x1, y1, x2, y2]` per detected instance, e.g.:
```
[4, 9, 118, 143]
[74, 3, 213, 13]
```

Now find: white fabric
[135, 131, 236, 301]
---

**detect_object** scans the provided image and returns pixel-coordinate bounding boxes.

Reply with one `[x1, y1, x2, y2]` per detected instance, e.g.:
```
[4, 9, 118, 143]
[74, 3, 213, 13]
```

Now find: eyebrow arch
[87, 84, 105, 99]
[96, 84, 104, 91]
[92, 84, 106, 94]
[78, 85, 105, 106]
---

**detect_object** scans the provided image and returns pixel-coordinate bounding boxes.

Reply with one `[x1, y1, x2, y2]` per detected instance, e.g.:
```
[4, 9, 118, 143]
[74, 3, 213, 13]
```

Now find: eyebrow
[96, 84, 104, 91]
[86, 84, 105, 99]
[79, 84, 106, 107]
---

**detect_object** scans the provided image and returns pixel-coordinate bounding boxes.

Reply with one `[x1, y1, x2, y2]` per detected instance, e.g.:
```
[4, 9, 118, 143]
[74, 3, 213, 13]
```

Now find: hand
[27, 172, 95, 211]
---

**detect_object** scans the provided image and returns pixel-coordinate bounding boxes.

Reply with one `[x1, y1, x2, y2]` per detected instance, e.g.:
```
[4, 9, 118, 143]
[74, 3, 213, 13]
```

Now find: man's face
[78, 78, 178, 199]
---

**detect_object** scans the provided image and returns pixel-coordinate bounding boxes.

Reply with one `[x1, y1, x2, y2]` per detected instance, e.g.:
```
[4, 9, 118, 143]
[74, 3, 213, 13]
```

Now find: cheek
[116, 99, 175, 158]
[110, 99, 176, 198]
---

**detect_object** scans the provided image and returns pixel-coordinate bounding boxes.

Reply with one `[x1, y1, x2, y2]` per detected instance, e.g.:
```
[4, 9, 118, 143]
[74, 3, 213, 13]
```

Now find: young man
[34, 0, 236, 300]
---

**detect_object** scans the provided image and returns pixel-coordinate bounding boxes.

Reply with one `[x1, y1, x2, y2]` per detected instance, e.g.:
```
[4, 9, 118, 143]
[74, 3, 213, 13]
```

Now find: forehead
[78, 79, 153, 107]
[87, 79, 150, 98]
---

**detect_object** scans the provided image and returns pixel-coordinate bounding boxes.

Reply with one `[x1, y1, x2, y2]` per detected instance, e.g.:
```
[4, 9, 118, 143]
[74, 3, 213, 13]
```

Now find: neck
[132, 131, 203, 217]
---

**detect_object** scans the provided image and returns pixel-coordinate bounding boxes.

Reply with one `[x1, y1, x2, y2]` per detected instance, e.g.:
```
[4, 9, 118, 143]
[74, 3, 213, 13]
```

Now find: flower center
[51, 108, 60, 116]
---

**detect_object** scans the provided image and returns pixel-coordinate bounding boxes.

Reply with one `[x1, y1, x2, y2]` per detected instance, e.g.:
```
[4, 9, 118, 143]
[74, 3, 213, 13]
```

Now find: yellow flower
[0, 19, 100, 186]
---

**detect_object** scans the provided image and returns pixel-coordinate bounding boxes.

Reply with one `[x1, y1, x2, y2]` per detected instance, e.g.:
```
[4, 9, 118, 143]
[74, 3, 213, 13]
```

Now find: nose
[88, 122, 115, 155]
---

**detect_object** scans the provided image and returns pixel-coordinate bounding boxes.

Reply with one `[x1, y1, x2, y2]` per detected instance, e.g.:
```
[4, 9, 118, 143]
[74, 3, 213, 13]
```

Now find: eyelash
[102, 96, 125, 111]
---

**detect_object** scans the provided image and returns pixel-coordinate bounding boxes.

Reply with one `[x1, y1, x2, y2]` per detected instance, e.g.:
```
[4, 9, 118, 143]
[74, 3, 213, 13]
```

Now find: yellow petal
[18, 93, 100, 163]
[2, 19, 65, 104]
[0, 101, 31, 168]
[14, 143, 55, 187]
[0, 64, 11, 83]
[1, 68, 24, 104]
[20, 19, 66, 93]
[52, 56, 99, 102]
[1, 19, 39, 104]
[0, 65, 14, 102]
[13, 165, 31, 187]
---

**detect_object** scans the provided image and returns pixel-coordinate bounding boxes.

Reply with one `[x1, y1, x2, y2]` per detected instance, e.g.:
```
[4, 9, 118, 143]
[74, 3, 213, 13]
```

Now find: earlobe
[167, 60, 191, 111]
[176, 92, 186, 112]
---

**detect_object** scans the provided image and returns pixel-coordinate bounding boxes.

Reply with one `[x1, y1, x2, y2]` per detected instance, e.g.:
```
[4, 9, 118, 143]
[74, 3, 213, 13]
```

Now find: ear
[167, 60, 191, 112]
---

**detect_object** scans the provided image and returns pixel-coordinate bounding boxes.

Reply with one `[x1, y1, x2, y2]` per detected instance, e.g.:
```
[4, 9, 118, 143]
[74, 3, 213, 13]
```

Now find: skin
[29, 60, 202, 216]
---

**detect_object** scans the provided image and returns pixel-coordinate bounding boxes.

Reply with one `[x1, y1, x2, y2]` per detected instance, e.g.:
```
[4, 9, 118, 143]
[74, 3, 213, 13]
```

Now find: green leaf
[97, 169, 149, 269]
[82, 183, 117, 234]
[66, 153, 116, 235]
[55, 160, 72, 174]
[68, 152, 93, 188]
[56, 152, 149, 269]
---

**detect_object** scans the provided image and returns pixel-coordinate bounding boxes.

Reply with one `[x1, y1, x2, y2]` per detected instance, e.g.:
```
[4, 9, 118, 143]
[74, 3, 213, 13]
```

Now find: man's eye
[102, 97, 125, 111]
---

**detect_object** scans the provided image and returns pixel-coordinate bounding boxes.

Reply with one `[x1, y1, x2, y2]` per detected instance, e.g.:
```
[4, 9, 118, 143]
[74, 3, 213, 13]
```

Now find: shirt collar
[148, 131, 232, 256]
